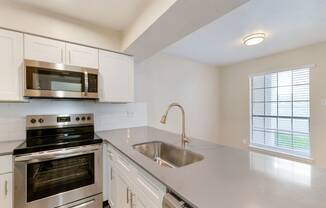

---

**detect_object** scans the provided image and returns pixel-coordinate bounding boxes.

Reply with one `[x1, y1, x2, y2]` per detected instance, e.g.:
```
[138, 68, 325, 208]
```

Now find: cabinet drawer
[0, 155, 12, 174]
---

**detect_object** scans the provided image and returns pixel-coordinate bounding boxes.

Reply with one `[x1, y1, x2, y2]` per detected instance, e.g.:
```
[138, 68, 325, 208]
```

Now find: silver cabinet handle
[84, 71, 88, 96]
[110, 167, 113, 181]
[4, 180, 8, 196]
[127, 187, 130, 204]
[130, 192, 134, 208]
[108, 152, 113, 160]
[61, 48, 64, 63]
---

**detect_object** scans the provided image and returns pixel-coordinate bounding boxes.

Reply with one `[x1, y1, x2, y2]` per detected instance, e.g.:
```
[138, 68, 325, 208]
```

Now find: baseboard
[103, 200, 109, 207]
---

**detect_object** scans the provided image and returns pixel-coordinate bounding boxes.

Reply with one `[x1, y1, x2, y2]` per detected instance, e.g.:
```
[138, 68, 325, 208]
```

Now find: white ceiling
[164, 0, 326, 67]
[11, 0, 152, 31]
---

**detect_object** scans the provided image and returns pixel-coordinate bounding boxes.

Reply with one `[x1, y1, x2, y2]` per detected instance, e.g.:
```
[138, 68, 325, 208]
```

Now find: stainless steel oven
[13, 114, 103, 208]
[14, 144, 102, 208]
[24, 59, 98, 99]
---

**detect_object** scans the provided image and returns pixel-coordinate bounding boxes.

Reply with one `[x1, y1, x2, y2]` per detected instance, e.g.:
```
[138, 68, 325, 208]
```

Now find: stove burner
[14, 113, 102, 155]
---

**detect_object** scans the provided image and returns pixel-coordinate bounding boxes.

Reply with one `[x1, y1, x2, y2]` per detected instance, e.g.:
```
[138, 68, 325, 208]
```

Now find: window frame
[249, 65, 313, 159]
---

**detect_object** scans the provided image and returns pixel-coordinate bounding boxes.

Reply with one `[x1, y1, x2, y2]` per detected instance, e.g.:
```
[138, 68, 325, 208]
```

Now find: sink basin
[132, 141, 204, 168]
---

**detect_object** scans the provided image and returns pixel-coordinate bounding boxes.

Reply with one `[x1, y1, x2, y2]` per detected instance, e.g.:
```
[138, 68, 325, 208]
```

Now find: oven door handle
[15, 145, 100, 163]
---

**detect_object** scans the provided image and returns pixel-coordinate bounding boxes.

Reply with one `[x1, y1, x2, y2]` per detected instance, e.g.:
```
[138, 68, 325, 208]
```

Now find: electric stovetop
[14, 114, 103, 155]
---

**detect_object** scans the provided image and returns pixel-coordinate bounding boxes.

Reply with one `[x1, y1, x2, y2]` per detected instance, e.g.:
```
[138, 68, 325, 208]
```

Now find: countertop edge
[102, 137, 199, 208]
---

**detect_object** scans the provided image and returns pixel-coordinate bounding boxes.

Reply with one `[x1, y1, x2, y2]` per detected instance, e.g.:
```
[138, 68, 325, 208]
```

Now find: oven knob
[30, 118, 36, 124]
[76, 117, 80, 121]
[81, 117, 86, 121]
[87, 116, 91, 121]
[38, 118, 44, 123]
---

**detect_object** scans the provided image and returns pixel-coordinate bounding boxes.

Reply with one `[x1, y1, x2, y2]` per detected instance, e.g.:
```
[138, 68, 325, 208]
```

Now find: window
[250, 68, 310, 157]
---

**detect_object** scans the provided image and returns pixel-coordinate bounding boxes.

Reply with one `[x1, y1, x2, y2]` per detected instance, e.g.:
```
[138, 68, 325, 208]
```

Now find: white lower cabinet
[108, 150, 117, 207]
[107, 144, 166, 208]
[0, 173, 12, 208]
[133, 187, 161, 208]
[0, 155, 13, 208]
[116, 173, 132, 208]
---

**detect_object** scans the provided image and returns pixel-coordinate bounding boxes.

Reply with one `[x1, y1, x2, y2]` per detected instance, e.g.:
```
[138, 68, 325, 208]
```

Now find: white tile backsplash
[0, 100, 147, 141]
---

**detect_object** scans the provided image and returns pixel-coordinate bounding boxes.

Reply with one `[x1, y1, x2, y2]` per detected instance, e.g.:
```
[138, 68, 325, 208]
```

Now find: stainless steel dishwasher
[163, 193, 191, 208]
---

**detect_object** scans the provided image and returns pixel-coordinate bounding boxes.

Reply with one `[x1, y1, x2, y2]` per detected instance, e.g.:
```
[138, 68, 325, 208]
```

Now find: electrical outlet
[321, 99, 326, 106]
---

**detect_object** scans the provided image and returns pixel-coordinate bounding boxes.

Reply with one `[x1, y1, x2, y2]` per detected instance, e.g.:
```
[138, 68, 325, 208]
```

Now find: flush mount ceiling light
[243, 33, 265, 46]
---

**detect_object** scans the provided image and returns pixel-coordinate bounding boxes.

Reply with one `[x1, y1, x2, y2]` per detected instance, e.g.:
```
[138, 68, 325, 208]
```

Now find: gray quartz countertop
[96, 126, 326, 208]
[0, 140, 23, 156]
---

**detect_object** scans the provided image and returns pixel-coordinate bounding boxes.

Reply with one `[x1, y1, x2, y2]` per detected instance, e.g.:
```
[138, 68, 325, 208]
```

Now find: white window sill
[249, 145, 314, 164]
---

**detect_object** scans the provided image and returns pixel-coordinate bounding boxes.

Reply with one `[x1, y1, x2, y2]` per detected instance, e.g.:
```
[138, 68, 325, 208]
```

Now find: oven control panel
[26, 114, 94, 128]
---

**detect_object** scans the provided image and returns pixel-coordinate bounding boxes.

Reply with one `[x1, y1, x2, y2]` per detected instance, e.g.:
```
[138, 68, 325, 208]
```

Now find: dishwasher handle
[163, 193, 188, 208]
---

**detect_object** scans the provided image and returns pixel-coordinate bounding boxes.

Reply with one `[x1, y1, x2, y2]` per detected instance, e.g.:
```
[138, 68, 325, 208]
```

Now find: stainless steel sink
[133, 141, 204, 168]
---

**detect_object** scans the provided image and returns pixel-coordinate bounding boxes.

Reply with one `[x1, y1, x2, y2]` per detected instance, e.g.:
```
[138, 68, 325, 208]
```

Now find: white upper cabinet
[0, 29, 24, 101]
[24, 34, 66, 64]
[99, 50, 134, 103]
[65, 43, 99, 68]
[24, 35, 99, 69]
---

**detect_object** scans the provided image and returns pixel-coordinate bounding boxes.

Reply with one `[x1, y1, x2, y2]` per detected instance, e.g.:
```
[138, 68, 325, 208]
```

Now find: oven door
[14, 144, 102, 208]
[24, 59, 98, 99]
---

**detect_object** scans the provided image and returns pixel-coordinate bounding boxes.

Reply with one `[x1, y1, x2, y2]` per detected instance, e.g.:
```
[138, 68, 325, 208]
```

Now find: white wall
[0, 100, 147, 142]
[135, 53, 220, 143]
[219, 41, 326, 168]
[0, 0, 121, 51]
[0, 3, 147, 142]
[122, 0, 176, 50]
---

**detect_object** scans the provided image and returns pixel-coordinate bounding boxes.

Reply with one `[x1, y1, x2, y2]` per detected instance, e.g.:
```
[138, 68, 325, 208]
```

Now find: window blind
[250, 68, 310, 157]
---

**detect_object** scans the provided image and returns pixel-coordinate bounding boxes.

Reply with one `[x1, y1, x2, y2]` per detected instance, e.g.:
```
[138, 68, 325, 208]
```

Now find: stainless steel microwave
[24, 59, 98, 99]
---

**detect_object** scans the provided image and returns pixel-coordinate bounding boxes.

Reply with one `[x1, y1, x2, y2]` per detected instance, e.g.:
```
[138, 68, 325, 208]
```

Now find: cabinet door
[66, 43, 99, 68]
[0, 29, 24, 101]
[108, 151, 117, 208]
[108, 166, 117, 208]
[134, 192, 160, 208]
[24, 34, 65, 64]
[116, 174, 131, 208]
[0, 173, 13, 208]
[99, 50, 134, 102]
[134, 167, 166, 207]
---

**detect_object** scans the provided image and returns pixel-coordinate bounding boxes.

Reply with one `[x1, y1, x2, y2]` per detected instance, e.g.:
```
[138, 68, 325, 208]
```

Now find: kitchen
[1, 0, 326, 208]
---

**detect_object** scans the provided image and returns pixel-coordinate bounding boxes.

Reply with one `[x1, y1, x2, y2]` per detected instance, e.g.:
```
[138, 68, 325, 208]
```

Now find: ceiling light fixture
[243, 33, 265, 46]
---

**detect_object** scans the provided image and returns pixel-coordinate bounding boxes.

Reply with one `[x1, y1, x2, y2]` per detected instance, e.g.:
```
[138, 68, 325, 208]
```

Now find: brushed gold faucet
[160, 103, 189, 148]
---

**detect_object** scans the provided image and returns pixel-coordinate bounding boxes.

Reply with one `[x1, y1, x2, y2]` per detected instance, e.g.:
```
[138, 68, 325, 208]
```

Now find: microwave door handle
[84, 71, 88, 96]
